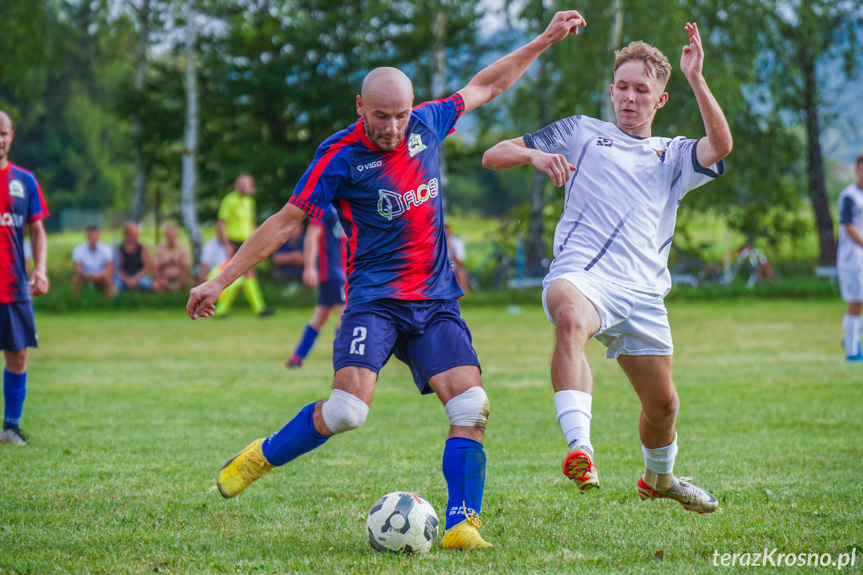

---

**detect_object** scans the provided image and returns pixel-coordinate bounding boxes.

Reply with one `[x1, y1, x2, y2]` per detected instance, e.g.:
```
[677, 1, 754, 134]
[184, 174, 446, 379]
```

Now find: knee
[644, 391, 679, 424]
[554, 305, 593, 342]
[445, 387, 490, 430]
[321, 389, 369, 434]
[4, 350, 27, 374]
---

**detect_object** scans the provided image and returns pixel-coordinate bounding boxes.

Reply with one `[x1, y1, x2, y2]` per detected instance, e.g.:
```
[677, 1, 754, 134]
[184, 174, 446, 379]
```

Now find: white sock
[554, 390, 593, 455]
[844, 314, 861, 356]
[642, 435, 678, 475]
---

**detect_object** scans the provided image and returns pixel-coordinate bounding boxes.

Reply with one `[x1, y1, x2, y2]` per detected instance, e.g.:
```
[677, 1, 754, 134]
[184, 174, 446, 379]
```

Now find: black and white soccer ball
[366, 491, 439, 555]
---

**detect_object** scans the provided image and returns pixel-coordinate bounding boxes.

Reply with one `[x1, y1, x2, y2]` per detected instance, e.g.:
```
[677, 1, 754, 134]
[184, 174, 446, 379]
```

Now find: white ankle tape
[321, 389, 369, 434]
[445, 387, 490, 429]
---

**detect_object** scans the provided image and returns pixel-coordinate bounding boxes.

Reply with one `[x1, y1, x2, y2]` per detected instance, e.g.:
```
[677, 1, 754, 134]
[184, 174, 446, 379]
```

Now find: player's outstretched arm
[187, 203, 307, 319]
[482, 137, 576, 187]
[458, 10, 586, 114]
[681, 22, 733, 167]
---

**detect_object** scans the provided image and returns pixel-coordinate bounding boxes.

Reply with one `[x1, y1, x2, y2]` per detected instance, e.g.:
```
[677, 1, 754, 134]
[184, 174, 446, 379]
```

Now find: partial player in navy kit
[286, 206, 347, 368]
[0, 110, 50, 446]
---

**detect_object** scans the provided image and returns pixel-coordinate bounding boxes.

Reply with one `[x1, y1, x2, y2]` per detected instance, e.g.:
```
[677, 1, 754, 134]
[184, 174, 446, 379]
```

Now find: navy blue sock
[294, 325, 320, 360]
[261, 402, 329, 466]
[3, 370, 27, 428]
[442, 436, 486, 529]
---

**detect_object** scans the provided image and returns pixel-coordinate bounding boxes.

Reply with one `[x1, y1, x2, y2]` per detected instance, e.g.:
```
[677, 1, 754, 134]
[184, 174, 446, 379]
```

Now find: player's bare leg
[619, 355, 718, 513]
[429, 366, 493, 550]
[545, 279, 601, 491]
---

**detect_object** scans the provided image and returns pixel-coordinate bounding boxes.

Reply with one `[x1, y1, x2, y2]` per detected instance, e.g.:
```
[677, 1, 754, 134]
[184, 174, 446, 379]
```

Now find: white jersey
[525, 115, 724, 296]
[72, 241, 113, 275]
[837, 182, 863, 270]
[200, 238, 228, 270]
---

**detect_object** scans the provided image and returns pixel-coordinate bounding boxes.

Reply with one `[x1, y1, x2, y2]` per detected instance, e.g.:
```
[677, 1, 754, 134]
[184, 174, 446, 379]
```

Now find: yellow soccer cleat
[440, 511, 494, 550]
[216, 438, 274, 499]
[562, 448, 600, 493]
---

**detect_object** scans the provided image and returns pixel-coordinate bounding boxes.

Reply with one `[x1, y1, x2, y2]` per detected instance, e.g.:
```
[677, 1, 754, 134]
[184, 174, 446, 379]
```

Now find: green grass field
[1, 300, 861, 574]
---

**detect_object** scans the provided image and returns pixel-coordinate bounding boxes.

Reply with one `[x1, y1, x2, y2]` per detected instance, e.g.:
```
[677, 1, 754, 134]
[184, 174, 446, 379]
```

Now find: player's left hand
[29, 270, 49, 297]
[187, 280, 220, 319]
[681, 22, 704, 79]
[303, 267, 319, 289]
[541, 10, 587, 45]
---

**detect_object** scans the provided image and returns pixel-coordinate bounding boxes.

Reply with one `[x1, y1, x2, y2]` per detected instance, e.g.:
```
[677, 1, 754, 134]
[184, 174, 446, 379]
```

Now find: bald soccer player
[0, 111, 50, 446]
[188, 10, 587, 550]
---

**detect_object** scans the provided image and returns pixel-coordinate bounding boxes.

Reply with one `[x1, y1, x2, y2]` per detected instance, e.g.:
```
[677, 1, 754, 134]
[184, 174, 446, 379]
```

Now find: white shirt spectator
[448, 234, 466, 264]
[72, 242, 113, 275]
[201, 238, 228, 271]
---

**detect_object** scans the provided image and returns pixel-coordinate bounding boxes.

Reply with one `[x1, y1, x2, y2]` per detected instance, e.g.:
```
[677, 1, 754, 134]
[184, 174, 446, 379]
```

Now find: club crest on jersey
[596, 136, 613, 147]
[8, 180, 25, 198]
[654, 149, 667, 163]
[377, 177, 439, 220]
[408, 133, 427, 157]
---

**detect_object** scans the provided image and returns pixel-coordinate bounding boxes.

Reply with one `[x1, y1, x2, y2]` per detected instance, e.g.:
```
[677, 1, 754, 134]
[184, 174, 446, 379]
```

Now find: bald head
[361, 67, 413, 103]
[357, 68, 414, 153]
[0, 111, 14, 167]
[234, 174, 255, 195]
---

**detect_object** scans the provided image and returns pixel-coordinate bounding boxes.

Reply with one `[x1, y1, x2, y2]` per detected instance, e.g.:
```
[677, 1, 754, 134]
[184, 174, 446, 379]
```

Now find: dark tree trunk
[801, 48, 837, 266]
[525, 4, 549, 275]
[129, 0, 150, 223]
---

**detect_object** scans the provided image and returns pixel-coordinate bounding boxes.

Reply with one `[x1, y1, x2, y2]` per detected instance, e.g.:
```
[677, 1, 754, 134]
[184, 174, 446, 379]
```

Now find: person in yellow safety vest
[214, 174, 273, 317]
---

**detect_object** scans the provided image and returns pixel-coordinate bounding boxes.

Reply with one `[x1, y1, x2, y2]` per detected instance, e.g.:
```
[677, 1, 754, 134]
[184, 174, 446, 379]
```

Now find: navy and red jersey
[0, 163, 48, 303]
[289, 93, 466, 306]
[311, 206, 347, 283]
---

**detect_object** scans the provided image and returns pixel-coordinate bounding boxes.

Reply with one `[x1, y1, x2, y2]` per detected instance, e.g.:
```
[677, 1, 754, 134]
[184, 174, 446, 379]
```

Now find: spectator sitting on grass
[115, 222, 152, 292]
[153, 224, 190, 292]
[72, 225, 114, 297]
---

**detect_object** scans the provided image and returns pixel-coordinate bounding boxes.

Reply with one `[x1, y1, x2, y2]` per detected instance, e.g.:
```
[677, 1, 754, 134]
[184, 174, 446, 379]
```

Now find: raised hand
[680, 22, 704, 79]
[541, 10, 587, 45]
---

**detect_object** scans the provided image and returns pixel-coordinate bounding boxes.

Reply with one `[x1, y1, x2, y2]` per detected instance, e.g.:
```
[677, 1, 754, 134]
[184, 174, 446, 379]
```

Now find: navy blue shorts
[332, 299, 481, 394]
[318, 280, 346, 307]
[0, 301, 38, 351]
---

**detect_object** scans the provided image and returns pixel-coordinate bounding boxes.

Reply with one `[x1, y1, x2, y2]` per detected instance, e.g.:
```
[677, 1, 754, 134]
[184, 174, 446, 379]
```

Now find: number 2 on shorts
[349, 327, 367, 355]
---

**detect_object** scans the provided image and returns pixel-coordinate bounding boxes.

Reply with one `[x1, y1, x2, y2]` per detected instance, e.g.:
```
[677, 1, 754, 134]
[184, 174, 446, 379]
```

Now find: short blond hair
[614, 41, 672, 85]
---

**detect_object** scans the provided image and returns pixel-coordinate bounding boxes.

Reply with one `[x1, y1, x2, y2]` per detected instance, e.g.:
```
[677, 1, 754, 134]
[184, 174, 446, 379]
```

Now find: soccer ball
[366, 491, 440, 555]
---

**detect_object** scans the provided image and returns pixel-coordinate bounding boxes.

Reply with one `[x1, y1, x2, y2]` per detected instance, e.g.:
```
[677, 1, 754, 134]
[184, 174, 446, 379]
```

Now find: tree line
[1, 0, 860, 266]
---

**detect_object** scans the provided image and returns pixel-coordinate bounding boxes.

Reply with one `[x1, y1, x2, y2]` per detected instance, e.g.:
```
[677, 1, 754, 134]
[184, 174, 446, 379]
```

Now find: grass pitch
[1, 299, 861, 574]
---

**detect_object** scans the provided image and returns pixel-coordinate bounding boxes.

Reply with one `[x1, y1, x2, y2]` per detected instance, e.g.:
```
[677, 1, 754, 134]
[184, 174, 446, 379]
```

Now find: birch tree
[181, 0, 201, 261]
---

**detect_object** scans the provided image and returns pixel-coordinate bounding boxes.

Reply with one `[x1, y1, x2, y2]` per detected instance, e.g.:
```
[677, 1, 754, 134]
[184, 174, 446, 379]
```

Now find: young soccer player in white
[483, 23, 732, 513]
[837, 154, 863, 362]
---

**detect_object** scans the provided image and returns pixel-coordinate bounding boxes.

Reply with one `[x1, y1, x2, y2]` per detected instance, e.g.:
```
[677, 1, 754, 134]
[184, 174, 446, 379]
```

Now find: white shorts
[542, 271, 673, 359]
[838, 264, 863, 303]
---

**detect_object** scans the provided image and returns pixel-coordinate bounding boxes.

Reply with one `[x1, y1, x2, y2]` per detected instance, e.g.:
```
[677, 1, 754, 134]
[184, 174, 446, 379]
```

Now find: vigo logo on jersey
[377, 177, 439, 221]
[357, 160, 382, 173]
[0, 212, 25, 227]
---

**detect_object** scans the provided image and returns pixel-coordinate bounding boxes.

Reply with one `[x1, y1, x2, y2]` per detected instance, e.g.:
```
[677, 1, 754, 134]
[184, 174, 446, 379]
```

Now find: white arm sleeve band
[444, 387, 490, 429]
[321, 389, 369, 434]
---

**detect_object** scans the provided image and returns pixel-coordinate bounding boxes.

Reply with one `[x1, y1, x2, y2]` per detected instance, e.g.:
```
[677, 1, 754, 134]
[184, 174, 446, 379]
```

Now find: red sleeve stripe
[336, 197, 357, 295]
[450, 93, 465, 116]
[295, 123, 361, 204]
[288, 195, 325, 220]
